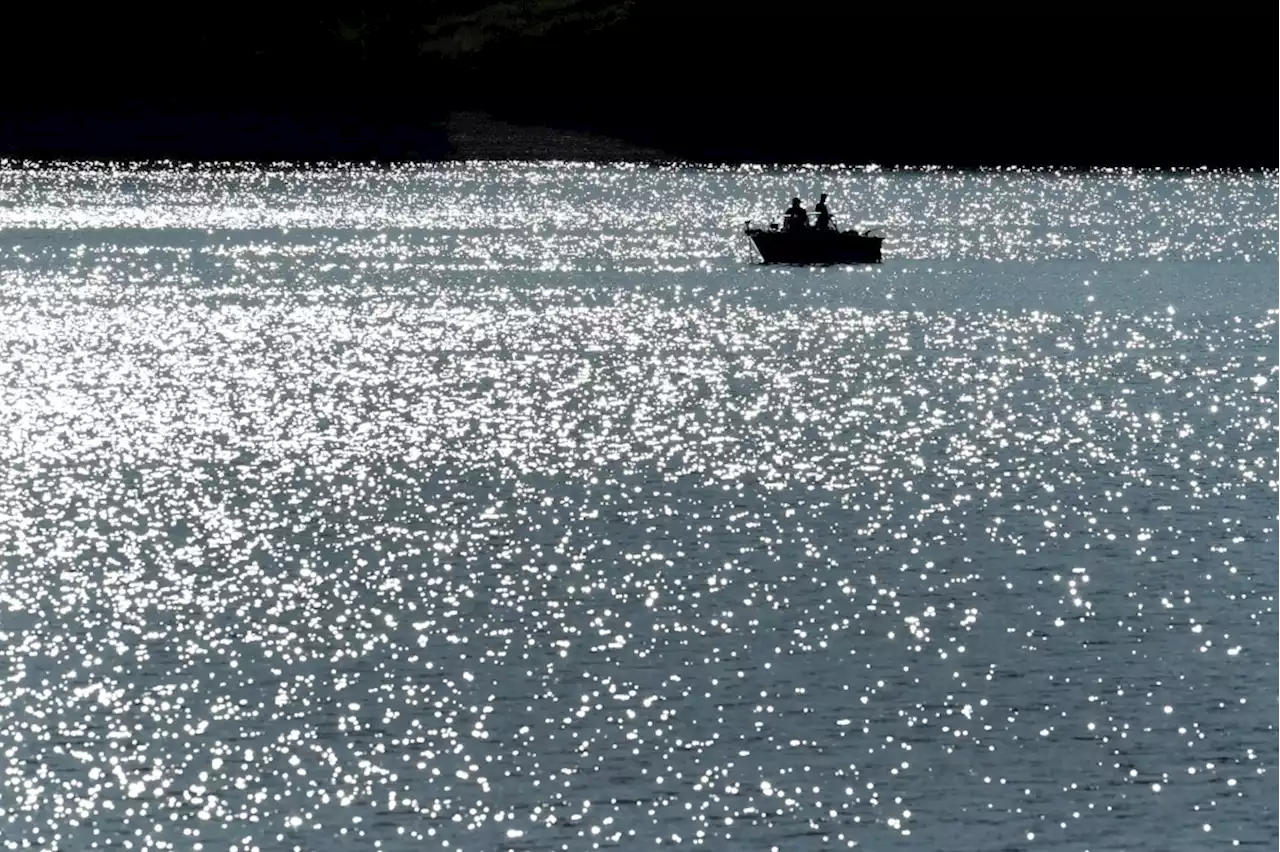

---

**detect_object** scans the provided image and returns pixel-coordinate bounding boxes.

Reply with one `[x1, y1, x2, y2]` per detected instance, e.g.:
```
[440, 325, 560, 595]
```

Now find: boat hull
[746, 227, 883, 265]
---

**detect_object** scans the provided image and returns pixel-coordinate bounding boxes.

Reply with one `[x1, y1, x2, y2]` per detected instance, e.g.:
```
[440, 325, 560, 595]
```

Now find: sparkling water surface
[0, 165, 1276, 851]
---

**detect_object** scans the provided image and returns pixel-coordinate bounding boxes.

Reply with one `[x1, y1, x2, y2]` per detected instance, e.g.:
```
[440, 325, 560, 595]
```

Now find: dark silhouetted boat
[744, 221, 884, 265]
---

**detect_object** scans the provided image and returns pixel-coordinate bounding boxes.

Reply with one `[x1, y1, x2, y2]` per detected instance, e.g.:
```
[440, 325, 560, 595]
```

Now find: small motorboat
[744, 220, 884, 265]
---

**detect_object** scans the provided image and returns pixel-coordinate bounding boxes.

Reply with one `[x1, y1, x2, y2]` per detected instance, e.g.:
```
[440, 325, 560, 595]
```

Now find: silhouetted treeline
[1, 2, 1274, 165]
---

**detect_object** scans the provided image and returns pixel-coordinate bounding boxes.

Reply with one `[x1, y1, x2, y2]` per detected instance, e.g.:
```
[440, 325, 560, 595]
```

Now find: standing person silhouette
[814, 192, 832, 231]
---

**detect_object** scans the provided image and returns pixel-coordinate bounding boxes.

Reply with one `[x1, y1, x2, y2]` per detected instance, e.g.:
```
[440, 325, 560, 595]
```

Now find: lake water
[0, 165, 1276, 851]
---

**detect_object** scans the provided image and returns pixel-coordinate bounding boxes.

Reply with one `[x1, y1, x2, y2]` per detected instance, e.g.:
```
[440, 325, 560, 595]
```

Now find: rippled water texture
[0, 165, 1276, 851]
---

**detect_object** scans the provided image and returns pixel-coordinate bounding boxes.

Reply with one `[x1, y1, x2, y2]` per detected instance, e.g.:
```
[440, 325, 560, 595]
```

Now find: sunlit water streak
[0, 165, 1275, 851]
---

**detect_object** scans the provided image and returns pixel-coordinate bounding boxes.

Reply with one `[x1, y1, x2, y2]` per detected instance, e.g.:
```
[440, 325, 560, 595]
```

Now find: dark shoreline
[3, 2, 1274, 169]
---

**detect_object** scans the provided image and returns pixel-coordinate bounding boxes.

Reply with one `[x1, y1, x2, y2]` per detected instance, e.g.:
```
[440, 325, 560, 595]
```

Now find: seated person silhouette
[783, 198, 809, 232]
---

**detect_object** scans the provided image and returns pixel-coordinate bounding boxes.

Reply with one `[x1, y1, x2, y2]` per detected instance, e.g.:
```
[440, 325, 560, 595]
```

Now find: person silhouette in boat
[814, 192, 832, 231]
[783, 197, 809, 232]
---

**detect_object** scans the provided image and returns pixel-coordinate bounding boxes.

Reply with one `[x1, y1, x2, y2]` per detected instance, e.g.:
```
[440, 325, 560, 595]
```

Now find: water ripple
[0, 165, 1275, 851]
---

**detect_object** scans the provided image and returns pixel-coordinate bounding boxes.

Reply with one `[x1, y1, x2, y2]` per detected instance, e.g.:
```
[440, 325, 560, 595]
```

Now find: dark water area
[1, 107, 1271, 166]
[5, 99, 1274, 166]
[0, 110, 454, 163]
